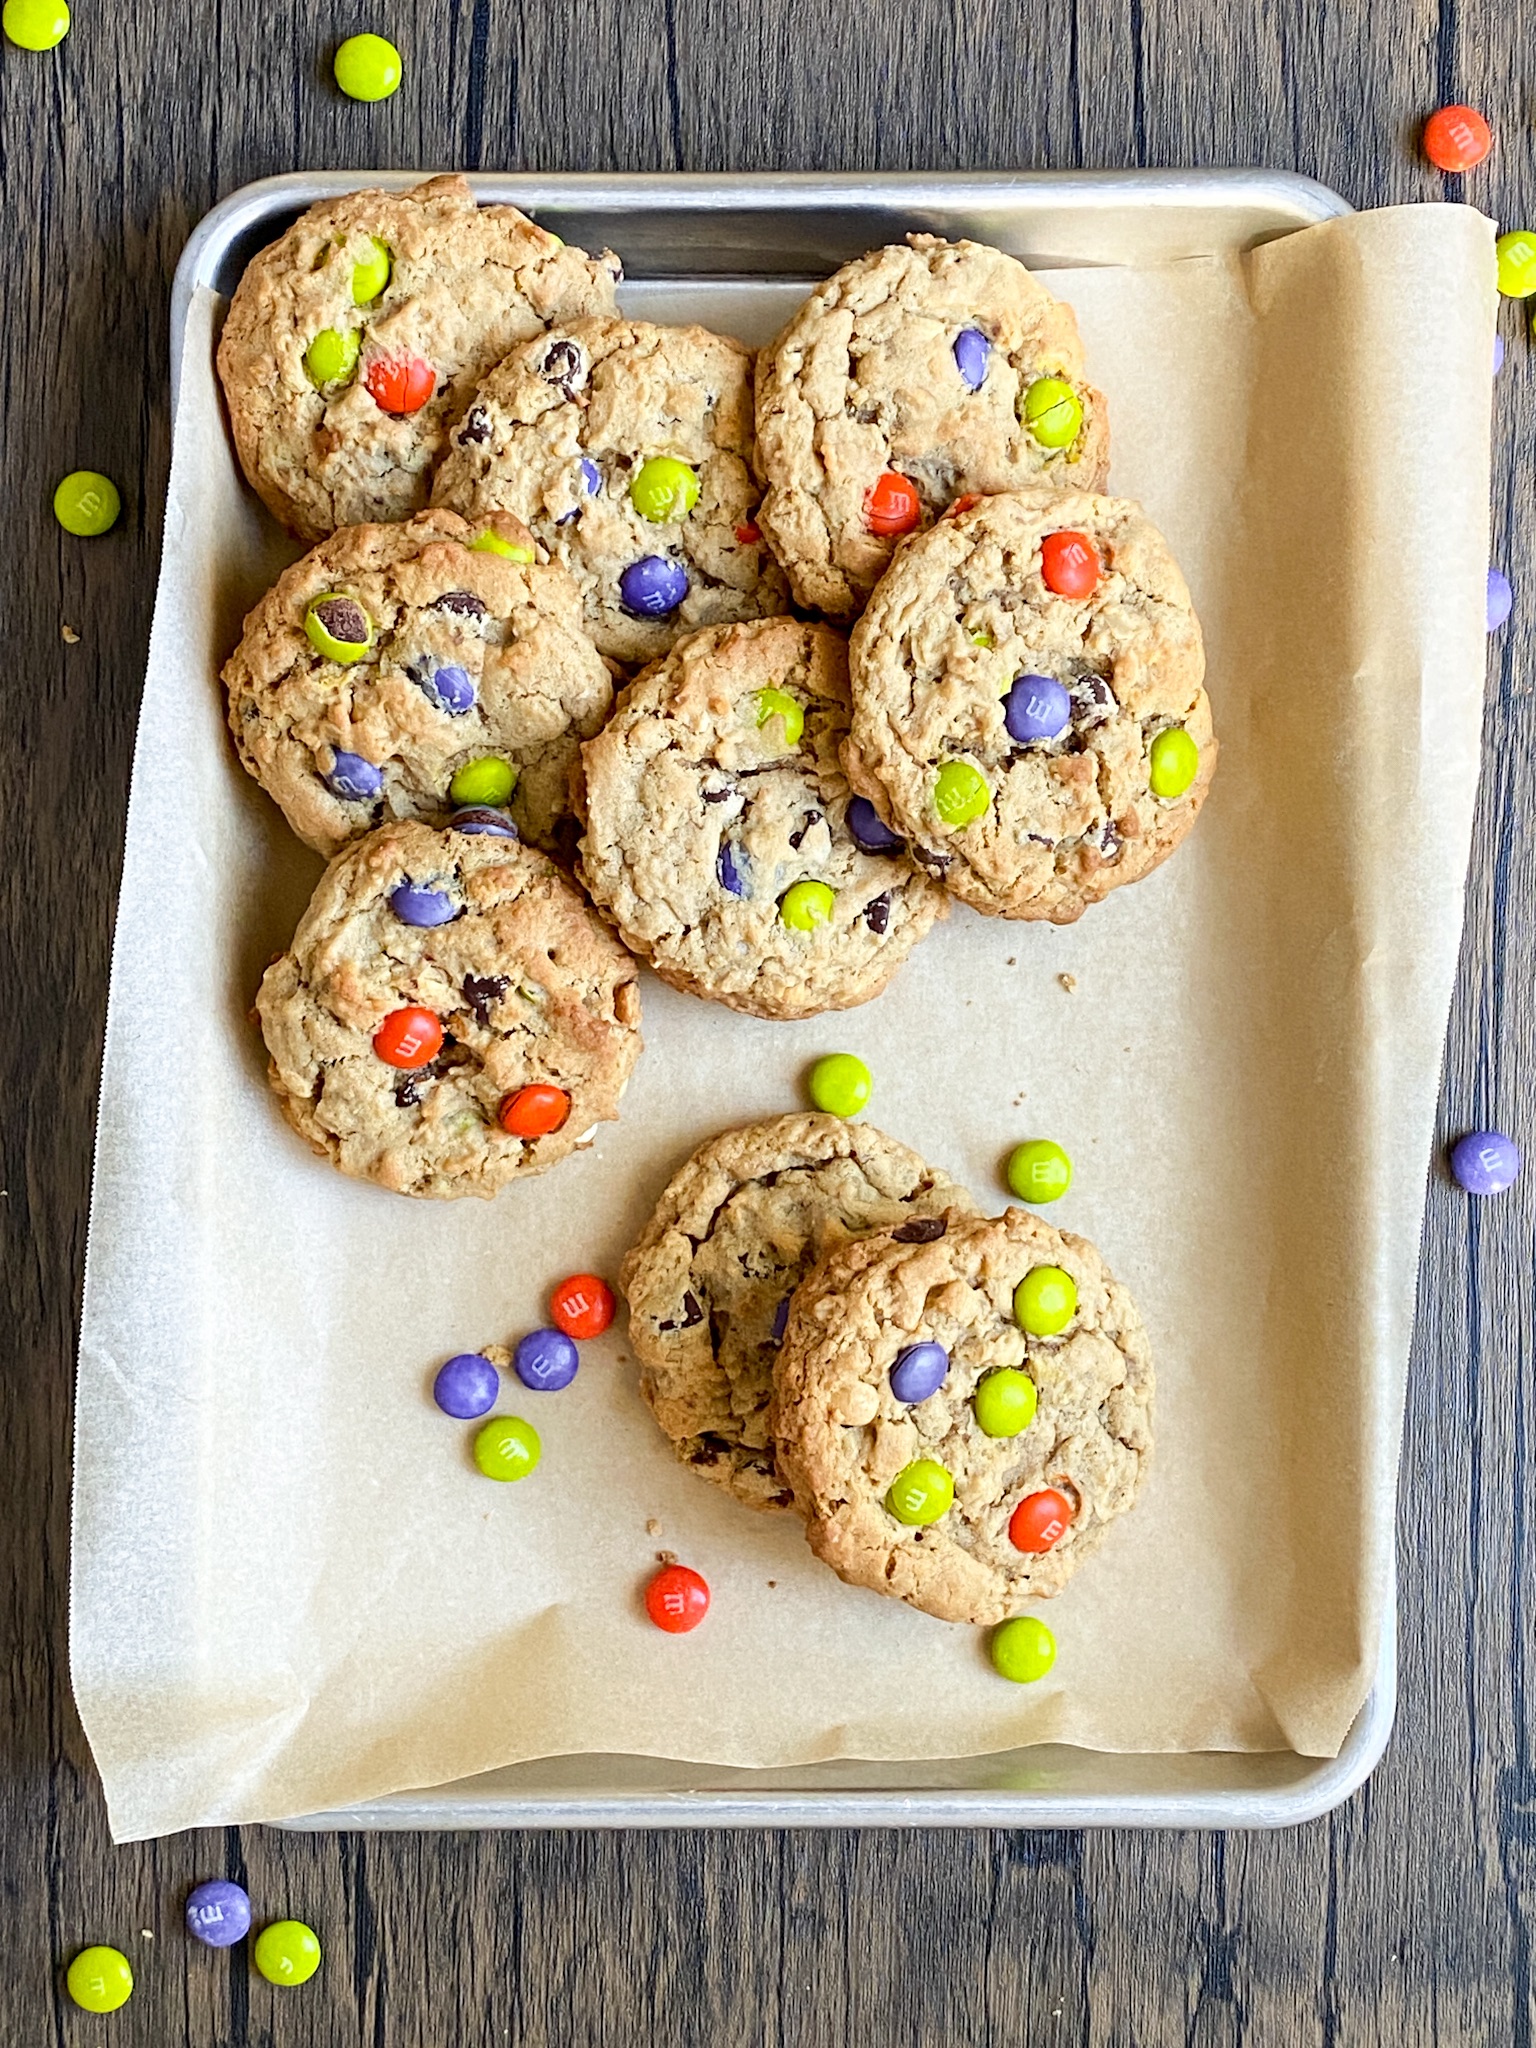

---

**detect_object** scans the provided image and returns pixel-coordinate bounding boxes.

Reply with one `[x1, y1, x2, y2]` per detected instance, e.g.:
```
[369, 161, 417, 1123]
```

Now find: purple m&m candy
[1450, 1129, 1521, 1196]
[1494, 332, 1506, 375]
[416, 661, 475, 715]
[717, 842, 749, 896]
[1004, 674, 1071, 744]
[1488, 567, 1513, 632]
[390, 880, 456, 927]
[580, 456, 601, 494]
[433, 1352, 500, 1418]
[325, 748, 383, 801]
[619, 555, 688, 618]
[890, 1341, 949, 1404]
[953, 327, 991, 391]
[449, 806, 519, 839]
[514, 1327, 580, 1392]
[847, 794, 905, 855]
[185, 1879, 252, 1949]
[770, 1295, 792, 1343]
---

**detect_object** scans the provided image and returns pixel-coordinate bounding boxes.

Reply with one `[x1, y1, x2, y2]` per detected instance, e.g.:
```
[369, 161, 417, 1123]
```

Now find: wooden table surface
[4, 1, 1531, 2039]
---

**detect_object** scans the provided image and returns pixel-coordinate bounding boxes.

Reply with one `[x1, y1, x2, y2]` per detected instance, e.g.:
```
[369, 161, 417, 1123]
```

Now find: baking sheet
[73, 203, 1494, 1842]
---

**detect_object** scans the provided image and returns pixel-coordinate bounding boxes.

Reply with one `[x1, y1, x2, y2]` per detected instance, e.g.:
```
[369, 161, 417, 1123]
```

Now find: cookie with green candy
[217, 174, 621, 542]
[222, 508, 613, 860]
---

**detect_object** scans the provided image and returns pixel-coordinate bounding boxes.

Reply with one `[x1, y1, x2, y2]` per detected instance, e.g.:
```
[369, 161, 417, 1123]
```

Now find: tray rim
[159, 164, 1388, 1835]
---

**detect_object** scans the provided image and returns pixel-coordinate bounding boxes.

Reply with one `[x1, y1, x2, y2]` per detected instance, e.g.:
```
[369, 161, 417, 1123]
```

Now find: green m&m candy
[808, 1052, 871, 1118]
[991, 1615, 1057, 1684]
[66, 1946, 133, 2013]
[969, 629, 994, 648]
[3, 0, 69, 49]
[780, 880, 835, 931]
[470, 530, 534, 562]
[305, 325, 361, 388]
[449, 756, 517, 807]
[1021, 376, 1083, 449]
[1006, 1139, 1072, 1205]
[629, 456, 700, 523]
[304, 592, 373, 662]
[973, 1366, 1037, 1439]
[53, 470, 120, 537]
[253, 1920, 322, 1987]
[933, 759, 990, 826]
[1148, 725, 1199, 799]
[333, 31, 402, 101]
[1015, 1264, 1077, 1338]
[351, 236, 392, 305]
[754, 687, 804, 748]
[1497, 230, 1536, 299]
[473, 1414, 541, 1482]
[886, 1458, 954, 1526]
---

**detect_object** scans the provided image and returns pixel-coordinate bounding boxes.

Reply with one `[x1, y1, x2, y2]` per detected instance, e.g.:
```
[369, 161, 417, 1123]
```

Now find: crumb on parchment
[645, 1518, 662, 1537]
[657, 1549, 677, 1567]
[1059, 972, 1077, 993]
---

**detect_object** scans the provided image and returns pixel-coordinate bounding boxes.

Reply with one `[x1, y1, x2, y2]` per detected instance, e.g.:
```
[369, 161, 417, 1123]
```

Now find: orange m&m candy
[1039, 529, 1100, 598]
[948, 492, 983, 518]
[645, 1563, 710, 1633]
[864, 470, 921, 537]
[1422, 104, 1492, 173]
[373, 1006, 443, 1069]
[550, 1273, 616, 1340]
[363, 352, 437, 415]
[499, 1084, 571, 1138]
[1009, 1487, 1073, 1554]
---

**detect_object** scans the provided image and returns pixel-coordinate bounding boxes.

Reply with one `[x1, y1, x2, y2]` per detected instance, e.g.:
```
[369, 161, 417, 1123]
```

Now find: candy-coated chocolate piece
[415, 660, 475, 715]
[53, 470, 120, 536]
[1450, 1129, 1521, 1195]
[973, 1366, 1038, 1439]
[448, 805, 519, 838]
[933, 759, 990, 825]
[185, 1879, 252, 1949]
[498, 1083, 570, 1137]
[1006, 1138, 1072, 1204]
[448, 755, 516, 806]
[864, 470, 921, 536]
[754, 686, 804, 748]
[1497, 230, 1536, 299]
[333, 30, 402, 100]
[953, 327, 991, 390]
[469, 529, 534, 561]
[550, 1273, 615, 1340]
[629, 455, 700, 523]
[513, 1327, 580, 1392]
[1423, 105, 1492, 172]
[1003, 673, 1071, 744]
[779, 879, 835, 930]
[734, 520, 761, 544]
[66, 1947, 134, 2013]
[473, 1413, 541, 1481]
[1021, 375, 1083, 448]
[1148, 725, 1199, 799]
[646, 1563, 710, 1632]
[364, 351, 436, 414]
[3, 0, 69, 48]
[886, 1457, 955, 1525]
[1009, 1486, 1073, 1553]
[889, 1340, 948, 1404]
[373, 1005, 442, 1069]
[579, 456, 601, 494]
[1488, 566, 1513, 631]
[619, 554, 688, 617]
[990, 1615, 1056, 1683]
[350, 236, 392, 304]
[1015, 1264, 1077, 1338]
[252, 1921, 322, 1987]
[433, 1352, 499, 1419]
[389, 880, 456, 927]
[716, 841, 749, 896]
[304, 592, 373, 661]
[304, 325, 361, 388]
[324, 749, 383, 801]
[770, 1295, 792, 1343]
[846, 794, 904, 854]
[1039, 529, 1100, 597]
[808, 1051, 872, 1118]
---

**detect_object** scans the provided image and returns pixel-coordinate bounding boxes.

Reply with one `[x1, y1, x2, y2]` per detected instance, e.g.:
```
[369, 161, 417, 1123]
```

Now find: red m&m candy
[550, 1273, 616, 1340]
[1040, 530, 1100, 598]
[645, 1563, 710, 1633]
[734, 521, 761, 545]
[373, 1006, 443, 1069]
[864, 471, 921, 537]
[1422, 104, 1492, 173]
[499, 1083, 571, 1138]
[363, 352, 436, 415]
[1009, 1487, 1073, 1554]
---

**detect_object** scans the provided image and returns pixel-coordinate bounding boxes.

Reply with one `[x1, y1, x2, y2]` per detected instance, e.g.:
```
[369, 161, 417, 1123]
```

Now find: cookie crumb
[645, 1518, 662, 1537]
[1058, 972, 1077, 993]
[767, 1579, 777, 1588]
[1006, 957, 1017, 966]
[657, 1548, 678, 1566]
[140, 1930, 153, 1941]
[61, 623, 79, 644]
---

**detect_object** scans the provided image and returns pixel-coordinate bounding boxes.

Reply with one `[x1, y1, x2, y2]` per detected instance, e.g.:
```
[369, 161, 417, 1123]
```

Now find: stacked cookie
[622, 1116, 1154, 1624]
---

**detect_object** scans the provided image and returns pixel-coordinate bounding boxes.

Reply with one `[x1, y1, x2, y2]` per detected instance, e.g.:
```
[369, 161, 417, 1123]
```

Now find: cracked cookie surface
[217, 174, 620, 541]
[774, 1207, 1154, 1623]
[578, 618, 947, 1019]
[755, 235, 1109, 618]
[257, 817, 642, 1199]
[844, 486, 1215, 923]
[619, 1114, 975, 1511]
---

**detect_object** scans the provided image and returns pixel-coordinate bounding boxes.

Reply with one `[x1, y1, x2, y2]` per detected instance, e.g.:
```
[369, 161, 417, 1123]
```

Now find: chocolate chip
[1090, 817, 1122, 864]
[682, 1291, 704, 1328]
[788, 810, 824, 851]
[891, 1216, 947, 1244]
[457, 406, 491, 446]
[1069, 672, 1117, 727]
[394, 1066, 432, 1108]
[435, 589, 487, 619]
[541, 338, 587, 397]
[311, 596, 367, 646]
[862, 891, 892, 933]
[461, 973, 510, 1025]
[702, 778, 735, 804]
[912, 845, 953, 876]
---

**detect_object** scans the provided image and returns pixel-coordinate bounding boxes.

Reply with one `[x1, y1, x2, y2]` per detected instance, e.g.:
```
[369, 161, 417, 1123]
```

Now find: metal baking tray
[170, 167, 1390, 1831]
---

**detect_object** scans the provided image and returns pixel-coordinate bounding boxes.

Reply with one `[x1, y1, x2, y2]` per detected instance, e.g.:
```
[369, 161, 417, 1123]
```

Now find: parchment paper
[72, 204, 1495, 1841]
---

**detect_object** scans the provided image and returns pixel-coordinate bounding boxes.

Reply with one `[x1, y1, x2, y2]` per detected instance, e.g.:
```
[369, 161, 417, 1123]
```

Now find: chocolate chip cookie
[578, 619, 947, 1019]
[223, 509, 614, 861]
[257, 817, 642, 1199]
[619, 1114, 976, 1511]
[430, 316, 790, 664]
[217, 174, 621, 542]
[755, 235, 1109, 619]
[844, 486, 1215, 923]
[774, 1207, 1154, 1623]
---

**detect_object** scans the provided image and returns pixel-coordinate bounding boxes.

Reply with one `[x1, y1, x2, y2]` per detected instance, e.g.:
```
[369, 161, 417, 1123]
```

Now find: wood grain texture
[1, 0, 1531, 2039]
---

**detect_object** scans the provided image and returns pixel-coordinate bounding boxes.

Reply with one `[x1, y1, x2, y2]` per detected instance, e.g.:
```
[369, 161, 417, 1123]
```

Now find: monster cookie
[844, 486, 1215, 923]
[578, 619, 947, 1018]
[430, 316, 789, 664]
[223, 509, 614, 860]
[774, 1207, 1154, 1623]
[256, 817, 642, 1199]
[619, 1114, 975, 1511]
[755, 236, 1110, 618]
[217, 175, 620, 541]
